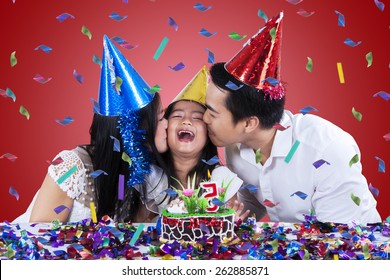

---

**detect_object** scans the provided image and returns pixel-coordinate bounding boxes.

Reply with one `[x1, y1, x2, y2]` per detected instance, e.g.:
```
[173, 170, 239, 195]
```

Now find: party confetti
[336, 62, 345, 83]
[369, 183, 379, 197]
[90, 202, 97, 223]
[34, 44, 52, 53]
[384, 133, 390, 141]
[160, 188, 178, 197]
[241, 184, 258, 193]
[0, 153, 17, 162]
[90, 170, 108, 179]
[374, 156, 385, 173]
[374, 0, 385, 11]
[286, 0, 303, 4]
[352, 107, 362, 121]
[351, 193, 361, 206]
[19, 105, 30, 120]
[263, 77, 279, 86]
[297, 9, 315, 17]
[229, 32, 247, 41]
[122, 152, 132, 165]
[225, 81, 243, 91]
[56, 13, 75, 22]
[115, 76, 123, 93]
[81, 25, 92, 40]
[255, 148, 262, 164]
[57, 165, 77, 185]
[194, 3, 212, 12]
[10, 51, 17, 67]
[73, 69, 84, 84]
[257, 9, 268, 22]
[204, 48, 214, 64]
[300, 105, 318, 115]
[291, 191, 308, 200]
[110, 136, 121, 152]
[47, 157, 63, 166]
[335, 10, 345, 27]
[168, 17, 178, 31]
[92, 54, 102, 66]
[344, 38, 361, 47]
[118, 174, 124, 200]
[9, 186, 19, 200]
[0, 88, 16, 102]
[199, 28, 216, 38]
[153, 37, 169, 60]
[273, 123, 290, 131]
[168, 62, 185, 71]
[262, 199, 280, 208]
[53, 205, 70, 214]
[373, 91, 390, 101]
[269, 27, 276, 42]
[349, 154, 359, 167]
[202, 155, 220, 165]
[129, 223, 145, 246]
[110, 36, 138, 50]
[285, 140, 300, 163]
[56, 116, 74, 126]
[313, 159, 330, 169]
[109, 12, 127, 21]
[306, 57, 313, 72]
[90, 98, 99, 113]
[33, 74, 52, 84]
[366, 52, 373, 67]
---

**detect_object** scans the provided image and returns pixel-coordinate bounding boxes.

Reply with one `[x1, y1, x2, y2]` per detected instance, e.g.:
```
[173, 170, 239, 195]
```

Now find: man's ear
[244, 116, 260, 133]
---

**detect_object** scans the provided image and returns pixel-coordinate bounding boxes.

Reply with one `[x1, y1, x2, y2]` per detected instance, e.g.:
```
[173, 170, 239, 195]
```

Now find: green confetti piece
[7, 244, 15, 259]
[271, 238, 278, 252]
[285, 140, 300, 163]
[366, 52, 372, 67]
[57, 165, 77, 185]
[129, 223, 145, 246]
[122, 152, 132, 165]
[103, 237, 110, 247]
[255, 148, 262, 164]
[349, 154, 359, 167]
[302, 249, 310, 260]
[306, 57, 313, 72]
[19, 105, 30, 120]
[81, 25, 92, 40]
[228, 32, 247, 41]
[147, 84, 161, 94]
[51, 219, 61, 230]
[352, 107, 362, 121]
[355, 225, 363, 235]
[386, 215, 390, 222]
[92, 54, 101, 66]
[115, 76, 122, 93]
[270, 27, 276, 42]
[351, 193, 361, 206]
[153, 37, 169, 60]
[363, 243, 370, 259]
[10, 51, 17, 67]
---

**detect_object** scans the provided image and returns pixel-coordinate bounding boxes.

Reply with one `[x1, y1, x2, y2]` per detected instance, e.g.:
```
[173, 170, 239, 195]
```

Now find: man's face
[203, 81, 246, 147]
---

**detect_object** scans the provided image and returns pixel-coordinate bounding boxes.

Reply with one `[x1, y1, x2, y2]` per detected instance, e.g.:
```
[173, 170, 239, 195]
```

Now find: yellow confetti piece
[90, 202, 97, 223]
[207, 169, 211, 179]
[122, 152, 132, 165]
[161, 254, 175, 260]
[10, 51, 17, 67]
[336, 62, 345, 83]
[333, 254, 339, 260]
[19, 105, 30, 120]
[81, 25, 92, 40]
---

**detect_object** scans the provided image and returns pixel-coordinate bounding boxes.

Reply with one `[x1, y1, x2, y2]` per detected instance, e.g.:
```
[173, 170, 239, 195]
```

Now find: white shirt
[225, 110, 381, 225]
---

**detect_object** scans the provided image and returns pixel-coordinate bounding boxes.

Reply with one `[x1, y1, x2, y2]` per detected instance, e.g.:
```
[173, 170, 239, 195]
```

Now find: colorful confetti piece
[313, 159, 330, 169]
[57, 165, 77, 184]
[225, 81, 243, 91]
[56, 116, 74, 126]
[10, 51, 17, 67]
[229, 32, 247, 41]
[92, 54, 102, 66]
[115, 76, 123, 93]
[33, 74, 52, 84]
[90, 170, 108, 179]
[90, 202, 97, 223]
[34, 44, 52, 53]
[297, 9, 315, 17]
[383, 133, 390, 141]
[286, 0, 303, 4]
[262, 199, 280, 208]
[369, 183, 379, 197]
[0, 88, 16, 102]
[199, 28, 216, 38]
[47, 157, 64, 166]
[81, 25, 92, 40]
[118, 174, 124, 201]
[161, 188, 178, 197]
[122, 152, 132, 165]
[352, 107, 362, 121]
[374, 0, 385, 11]
[374, 156, 385, 173]
[110, 136, 121, 152]
[19, 105, 30, 120]
[336, 62, 345, 83]
[194, 3, 212, 12]
[269, 27, 276, 42]
[285, 140, 300, 163]
[168, 17, 178, 31]
[90, 98, 100, 114]
[349, 154, 359, 167]
[263, 77, 279, 86]
[202, 155, 220, 165]
[56, 13, 75, 22]
[0, 153, 17, 162]
[257, 9, 268, 22]
[109, 12, 127, 21]
[110, 36, 138, 50]
[350, 193, 361, 206]
[300, 105, 318, 115]
[73, 69, 84, 84]
[241, 184, 258, 193]
[204, 48, 215, 64]
[291, 191, 308, 200]
[255, 148, 262, 164]
[54, 205, 71, 214]
[153, 37, 169, 60]
[168, 62, 185, 71]
[344, 38, 361, 47]
[129, 223, 145, 246]
[373, 91, 390, 101]
[273, 123, 290, 131]
[147, 84, 161, 94]
[335, 10, 345, 27]
[9, 186, 19, 201]
[366, 52, 373, 67]
[306, 57, 313, 72]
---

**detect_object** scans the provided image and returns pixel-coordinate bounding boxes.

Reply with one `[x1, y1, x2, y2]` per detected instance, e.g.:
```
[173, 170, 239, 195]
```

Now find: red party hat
[225, 12, 285, 99]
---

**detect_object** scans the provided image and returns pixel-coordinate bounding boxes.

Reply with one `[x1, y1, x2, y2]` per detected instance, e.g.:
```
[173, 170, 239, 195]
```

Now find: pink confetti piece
[199, 28, 216, 38]
[109, 12, 128, 21]
[33, 73, 52, 84]
[286, 0, 303, 4]
[373, 91, 390, 101]
[168, 62, 185, 71]
[9, 186, 19, 200]
[34, 44, 52, 53]
[46, 157, 64, 166]
[262, 199, 280, 208]
[56, 116, 74, 126]
[369, 183, 379, 197]
[374, 0, 385, 11]
[73, 69, 84, 84]
[194, 3, 212, 12]
[384, 133, 390, 141]
[297, 8, 315, 17]
[0, 153, 17, 162]
[110, 36, 138, 50]
[290, 191, 308, 200]
[273, 123, 290, 131]
[54, 205, 71, 214]
[56, 13, 75, 22]
[118, 174, 124, 200]
[313, 159, 330, 169]
[168, 17, 178, 31]
[204, 48, 214, 64]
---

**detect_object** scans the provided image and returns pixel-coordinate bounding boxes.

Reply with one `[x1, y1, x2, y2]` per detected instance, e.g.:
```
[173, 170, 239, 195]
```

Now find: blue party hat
[98, 35, 154, 116]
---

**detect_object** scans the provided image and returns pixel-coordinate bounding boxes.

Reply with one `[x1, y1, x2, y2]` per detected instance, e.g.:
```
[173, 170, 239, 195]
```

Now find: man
[203, 12, 381, 225]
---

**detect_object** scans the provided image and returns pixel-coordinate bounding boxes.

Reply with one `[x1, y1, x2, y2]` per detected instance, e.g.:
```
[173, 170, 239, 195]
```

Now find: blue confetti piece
[202, 155, 220, 165]
[90, 98, 100, 114]
[53, 205, 71, 214]
[110, 36, 138, 50]
[263, 77, 279, 86]
[335, 10, 345, 27]
[211, 198, 225, 207]
[373, 91, 390, 101]
[90, 169, 108, 179]
[258, 9, 268, 22]
[300, 105, 318, 115]
[155, 216, 162, 235]
[34, 44, 52, 53]
[56, 13, 75, 23]
[110, 136, 121, 152]
[290, 191, 308, 200]
[374, 0, 385, 11]
[160, 188, 178, 197]
[168, 62, 185, 71]
[56, 116, 74, 126]
[194, 3, 212, 12]
[225, 81, 244, 91]
[168, 17, 178, 31]
[240, 184, 258, 193]
[374, 156, 386, 173]
[204, 48, 214, 64]
[9, 186, 19, 200]
[369, 183, 379, 197]
[344, 38, 361, 47]
[200, 222, 210, 234]
[73, 69, 84, 84]
[109, 12, 128, 21]
[313, 159, 330, 169]
[1, 88, 16, 102]
[199, 28, 216, 38]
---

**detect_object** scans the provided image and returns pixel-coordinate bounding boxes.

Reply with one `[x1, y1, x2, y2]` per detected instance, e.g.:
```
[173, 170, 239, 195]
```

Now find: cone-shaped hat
[171, 65, 208, 105]
[98, 35, 154, 116]
[225, 12, 284, 99]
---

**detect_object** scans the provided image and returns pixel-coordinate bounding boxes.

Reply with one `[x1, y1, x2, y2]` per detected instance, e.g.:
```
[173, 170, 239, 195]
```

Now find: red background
[0, 0, 388, 222]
